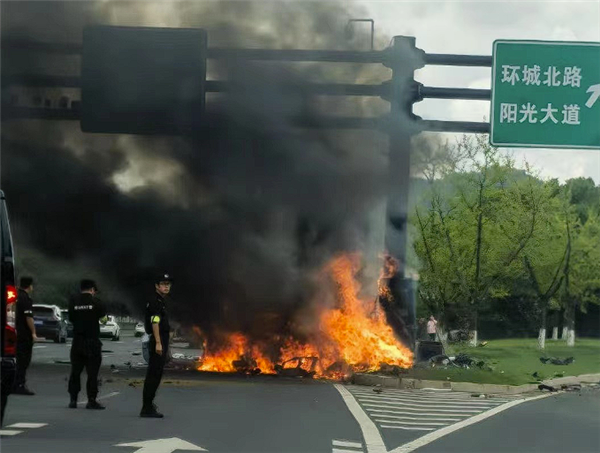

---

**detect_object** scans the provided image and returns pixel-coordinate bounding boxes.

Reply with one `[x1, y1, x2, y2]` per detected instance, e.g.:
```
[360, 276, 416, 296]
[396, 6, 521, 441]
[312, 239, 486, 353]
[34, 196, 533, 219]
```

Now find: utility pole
[381, 36, 424, 349]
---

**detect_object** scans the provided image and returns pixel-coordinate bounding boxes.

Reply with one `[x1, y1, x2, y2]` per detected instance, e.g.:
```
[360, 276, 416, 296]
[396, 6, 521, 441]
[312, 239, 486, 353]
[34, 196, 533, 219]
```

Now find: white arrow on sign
[116, 437, 207, 453]
[585, 84, 600, 108]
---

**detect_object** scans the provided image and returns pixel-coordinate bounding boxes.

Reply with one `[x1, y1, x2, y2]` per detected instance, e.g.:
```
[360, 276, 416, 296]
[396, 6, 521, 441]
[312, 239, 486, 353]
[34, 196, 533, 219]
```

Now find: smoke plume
[1, 1, 397, 343]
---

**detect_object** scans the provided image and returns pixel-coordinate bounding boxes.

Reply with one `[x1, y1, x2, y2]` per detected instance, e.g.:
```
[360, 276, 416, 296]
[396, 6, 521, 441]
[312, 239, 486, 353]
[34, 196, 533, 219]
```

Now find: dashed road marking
[0, 422, 48, 437]
[0, 430, 23, 436]
[7, 423, 48, 429]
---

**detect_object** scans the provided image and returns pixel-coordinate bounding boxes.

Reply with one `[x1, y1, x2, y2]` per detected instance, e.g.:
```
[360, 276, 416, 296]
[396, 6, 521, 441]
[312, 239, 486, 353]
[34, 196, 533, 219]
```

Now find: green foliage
[412, 134, 600, 336]
[412, 135, 547, 328]
[565, 177, 600, 224]
[571, 211, 600, 311]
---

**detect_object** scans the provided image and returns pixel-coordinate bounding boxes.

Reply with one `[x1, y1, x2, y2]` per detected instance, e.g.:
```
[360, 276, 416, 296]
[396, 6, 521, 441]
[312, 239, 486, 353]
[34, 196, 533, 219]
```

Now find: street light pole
[345, 19, 375, 51]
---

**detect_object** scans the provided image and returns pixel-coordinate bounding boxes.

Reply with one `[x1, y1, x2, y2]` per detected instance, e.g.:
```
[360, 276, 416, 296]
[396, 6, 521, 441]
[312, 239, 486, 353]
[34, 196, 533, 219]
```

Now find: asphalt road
[29, 328, 203, 369]
[2, 332, 599, 453]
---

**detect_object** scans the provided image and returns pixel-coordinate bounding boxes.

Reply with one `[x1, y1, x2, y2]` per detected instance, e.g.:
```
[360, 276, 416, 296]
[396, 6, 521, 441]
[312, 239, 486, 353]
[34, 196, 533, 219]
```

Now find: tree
[565, 177, 600, 224]
[413, 135, 546, 345]
[564, 209, 600, 346]
[520, 179, 567, 349]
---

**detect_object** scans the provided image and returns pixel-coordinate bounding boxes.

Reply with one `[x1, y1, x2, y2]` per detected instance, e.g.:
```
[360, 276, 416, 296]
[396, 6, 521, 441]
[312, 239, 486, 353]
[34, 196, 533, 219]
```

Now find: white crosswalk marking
[363, 403, 482, 413]
[331, 438, 364, 453]
[380, 425, 436, 431]
[357, 397, 495, 409]
[331, 439, 364, 453]
[348, 386, 512, 433]
[332, 440, 363, 448]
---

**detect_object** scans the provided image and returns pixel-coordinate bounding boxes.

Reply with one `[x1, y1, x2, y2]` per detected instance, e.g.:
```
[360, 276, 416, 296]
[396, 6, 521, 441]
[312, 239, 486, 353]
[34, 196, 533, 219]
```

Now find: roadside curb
[352, 372, 600, 395]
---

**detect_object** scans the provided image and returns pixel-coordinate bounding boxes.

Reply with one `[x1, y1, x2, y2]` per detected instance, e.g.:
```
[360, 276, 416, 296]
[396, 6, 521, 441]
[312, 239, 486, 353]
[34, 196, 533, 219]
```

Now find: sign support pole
[381, 36, 423, 349]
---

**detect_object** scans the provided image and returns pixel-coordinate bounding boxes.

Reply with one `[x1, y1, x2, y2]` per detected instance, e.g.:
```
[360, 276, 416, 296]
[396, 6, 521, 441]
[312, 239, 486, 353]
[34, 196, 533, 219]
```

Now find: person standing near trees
[427, 315, 438, 341]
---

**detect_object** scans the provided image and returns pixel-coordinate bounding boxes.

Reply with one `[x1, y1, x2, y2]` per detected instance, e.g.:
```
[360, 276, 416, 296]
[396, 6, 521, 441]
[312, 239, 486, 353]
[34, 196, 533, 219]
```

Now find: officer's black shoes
[13, 386, 35, 396]
[86, 400, 106, 410]
[68, 399, 78, 409]
[140, 406, 164, 418]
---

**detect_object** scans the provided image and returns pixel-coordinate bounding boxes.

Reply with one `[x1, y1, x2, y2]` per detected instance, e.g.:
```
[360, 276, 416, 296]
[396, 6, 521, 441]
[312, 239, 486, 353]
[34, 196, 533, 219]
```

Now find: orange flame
[196, 253, 413, 378]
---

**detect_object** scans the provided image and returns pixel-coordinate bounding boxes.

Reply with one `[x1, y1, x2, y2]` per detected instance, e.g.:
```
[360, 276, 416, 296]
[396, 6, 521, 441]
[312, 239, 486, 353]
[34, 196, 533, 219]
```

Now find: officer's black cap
[155, 273, 173, 284]
[80, 279, 99, 292]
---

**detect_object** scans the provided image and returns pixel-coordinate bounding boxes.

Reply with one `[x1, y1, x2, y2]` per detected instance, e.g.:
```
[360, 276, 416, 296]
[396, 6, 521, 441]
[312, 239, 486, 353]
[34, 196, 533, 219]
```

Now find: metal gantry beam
[2, 75, 493, 102]
[2, 39, 492, 67]
[1, 37, 494, 134]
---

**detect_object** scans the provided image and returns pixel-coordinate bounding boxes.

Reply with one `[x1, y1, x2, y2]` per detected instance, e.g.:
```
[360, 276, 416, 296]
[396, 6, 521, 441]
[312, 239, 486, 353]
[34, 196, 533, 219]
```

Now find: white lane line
[6, 423, 48, 429]
[333, 449, 363, 453]
[77, 391, 120, 406]
[334, 384, 387, 453]
[33, 346, 47, 349]
[389, 392, 559, 453]
[363, 404, 481, 414]
[373, 419, 448, 426]
[373, 414, 461, 422]
[353, 395, 497, 408]
[360, 400, 483, 412]
[380, 426, 436, 431]
[366, 408, 473, 417]
[332, 440, 363, 448]
[0, 430, 23, 436]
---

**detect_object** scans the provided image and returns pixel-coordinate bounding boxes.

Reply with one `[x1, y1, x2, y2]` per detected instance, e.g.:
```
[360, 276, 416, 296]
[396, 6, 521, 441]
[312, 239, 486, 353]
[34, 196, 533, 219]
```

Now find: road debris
[538, 384, 557, 392]
[540, 356, 574, 365]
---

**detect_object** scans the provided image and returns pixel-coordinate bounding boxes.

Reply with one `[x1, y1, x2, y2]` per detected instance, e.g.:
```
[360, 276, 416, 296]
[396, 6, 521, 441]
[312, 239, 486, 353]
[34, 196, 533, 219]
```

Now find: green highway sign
[490, 40, 600, 149]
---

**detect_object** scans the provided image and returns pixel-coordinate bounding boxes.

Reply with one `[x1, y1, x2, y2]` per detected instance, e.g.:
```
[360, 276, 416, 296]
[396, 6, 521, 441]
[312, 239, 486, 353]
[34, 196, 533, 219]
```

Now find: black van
[1, 190, 17, 424]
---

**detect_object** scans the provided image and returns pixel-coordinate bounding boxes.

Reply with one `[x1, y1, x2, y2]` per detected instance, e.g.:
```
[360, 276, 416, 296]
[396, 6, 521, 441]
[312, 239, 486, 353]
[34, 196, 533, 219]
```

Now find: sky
[362, 0, 600, 183]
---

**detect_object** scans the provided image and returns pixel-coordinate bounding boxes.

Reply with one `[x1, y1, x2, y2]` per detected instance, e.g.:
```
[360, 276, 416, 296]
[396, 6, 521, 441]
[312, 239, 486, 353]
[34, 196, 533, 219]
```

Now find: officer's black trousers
[68, 337, 102, 400]
[142, 335, 169, 407]
[15, 340, 33, 388]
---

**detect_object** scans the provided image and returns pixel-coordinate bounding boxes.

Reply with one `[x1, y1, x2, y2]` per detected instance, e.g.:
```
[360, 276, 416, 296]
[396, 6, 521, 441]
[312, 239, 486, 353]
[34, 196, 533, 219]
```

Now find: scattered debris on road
[538, 384, 557, 392]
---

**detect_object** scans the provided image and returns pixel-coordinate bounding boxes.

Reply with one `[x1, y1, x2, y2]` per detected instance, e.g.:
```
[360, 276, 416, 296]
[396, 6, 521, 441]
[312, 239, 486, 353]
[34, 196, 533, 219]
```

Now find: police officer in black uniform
[140, 273, 173, 418]
[68, 279, 106, 410]
[14, 277, 37, 395]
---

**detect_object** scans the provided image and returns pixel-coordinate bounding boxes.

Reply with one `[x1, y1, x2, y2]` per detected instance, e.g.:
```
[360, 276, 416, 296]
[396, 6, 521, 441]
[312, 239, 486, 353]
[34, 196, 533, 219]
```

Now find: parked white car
[99, 316, 120, 341]
[134, 322, 145, 337]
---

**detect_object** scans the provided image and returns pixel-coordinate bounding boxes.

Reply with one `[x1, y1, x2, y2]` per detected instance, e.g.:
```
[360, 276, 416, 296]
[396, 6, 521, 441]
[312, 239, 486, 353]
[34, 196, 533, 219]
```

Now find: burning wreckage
[160, 255, 413, 379]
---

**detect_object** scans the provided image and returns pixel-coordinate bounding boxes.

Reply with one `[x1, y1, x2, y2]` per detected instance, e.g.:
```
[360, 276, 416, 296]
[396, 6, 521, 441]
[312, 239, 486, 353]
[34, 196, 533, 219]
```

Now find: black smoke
[1, 1, 394, 342]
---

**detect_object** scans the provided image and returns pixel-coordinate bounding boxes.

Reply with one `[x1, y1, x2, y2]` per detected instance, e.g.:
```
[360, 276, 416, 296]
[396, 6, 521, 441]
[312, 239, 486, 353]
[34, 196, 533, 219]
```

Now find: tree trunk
[538, 303, 548, 349]
[563, 301, 576, 347]
[469, 330, 478, 347]
[562, 326, 569, 339]
[469, 309, 478, 346]
[567, 328, 575, 347]
[566, 310, 576, 347]
[552, 327, 558, 340]
[538, 328, 546, 350]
